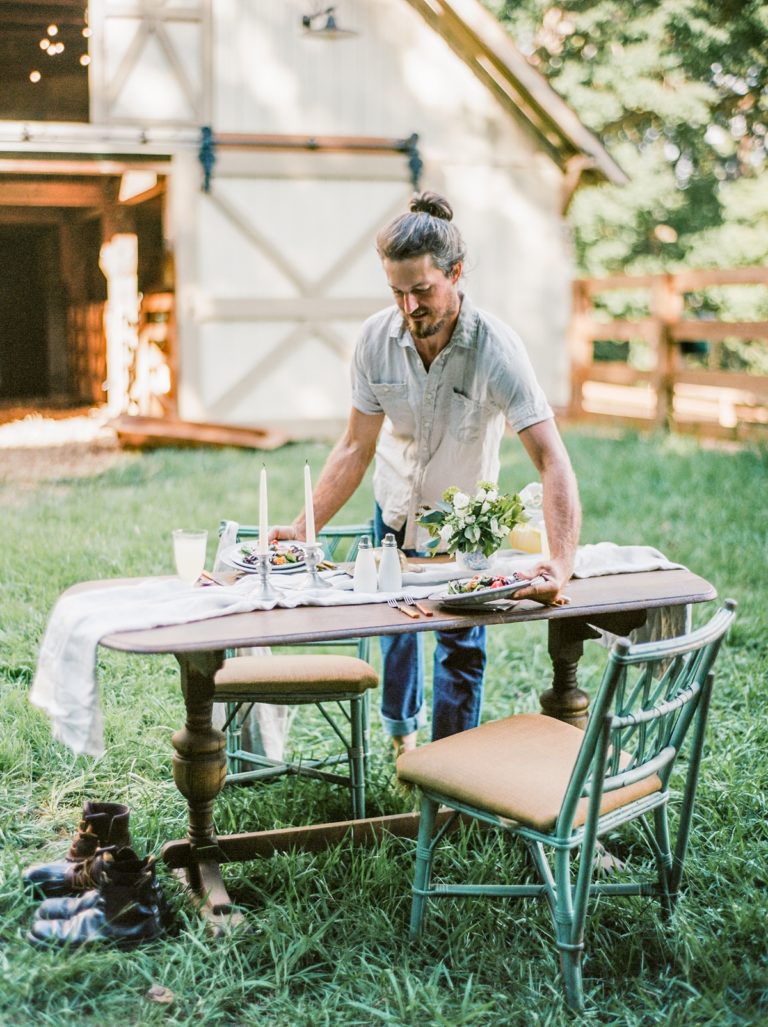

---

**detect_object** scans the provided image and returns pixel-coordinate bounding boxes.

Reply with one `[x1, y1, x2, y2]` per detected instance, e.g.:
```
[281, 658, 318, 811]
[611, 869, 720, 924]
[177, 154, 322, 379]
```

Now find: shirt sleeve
[485, 322, 553, 432]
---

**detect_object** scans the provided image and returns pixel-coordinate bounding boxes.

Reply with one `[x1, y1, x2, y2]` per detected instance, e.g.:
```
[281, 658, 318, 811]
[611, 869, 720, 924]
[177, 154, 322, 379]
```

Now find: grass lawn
[0, 427, 766, 1026]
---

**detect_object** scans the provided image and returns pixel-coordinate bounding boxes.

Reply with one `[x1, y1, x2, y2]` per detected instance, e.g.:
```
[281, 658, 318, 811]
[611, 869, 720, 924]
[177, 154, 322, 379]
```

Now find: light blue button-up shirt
[351, 295, 553, 548]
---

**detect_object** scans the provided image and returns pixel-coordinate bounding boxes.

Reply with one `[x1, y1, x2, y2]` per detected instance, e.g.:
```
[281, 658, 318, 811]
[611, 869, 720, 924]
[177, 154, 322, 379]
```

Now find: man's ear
[450, 262, 462, 283]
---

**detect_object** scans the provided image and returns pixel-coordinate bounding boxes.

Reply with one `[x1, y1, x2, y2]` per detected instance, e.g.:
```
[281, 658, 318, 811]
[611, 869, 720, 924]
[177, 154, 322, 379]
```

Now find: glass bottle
[378, 532, 402, 593]
[353, 536, 378, 593]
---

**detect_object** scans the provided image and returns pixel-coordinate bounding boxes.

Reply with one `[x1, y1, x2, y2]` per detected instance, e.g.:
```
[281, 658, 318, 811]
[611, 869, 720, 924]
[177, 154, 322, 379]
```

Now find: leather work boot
[28, 847, 165, 949]
[22, 801, 131, 898]
[35, 872, 173, 929]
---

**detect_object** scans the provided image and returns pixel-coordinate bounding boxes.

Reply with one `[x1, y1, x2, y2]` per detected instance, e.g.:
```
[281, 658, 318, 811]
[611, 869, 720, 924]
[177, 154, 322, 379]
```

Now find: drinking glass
[172, 528, 208, 585]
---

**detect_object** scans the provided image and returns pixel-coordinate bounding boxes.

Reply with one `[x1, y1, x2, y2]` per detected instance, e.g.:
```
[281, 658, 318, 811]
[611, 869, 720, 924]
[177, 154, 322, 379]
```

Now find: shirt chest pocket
[370, 382, 415, 436]
[449, 390, 487, 443]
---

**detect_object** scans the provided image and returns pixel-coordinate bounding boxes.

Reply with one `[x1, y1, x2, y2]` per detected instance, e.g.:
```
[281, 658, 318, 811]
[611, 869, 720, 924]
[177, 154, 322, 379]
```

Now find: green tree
[489, 0, 768, 282]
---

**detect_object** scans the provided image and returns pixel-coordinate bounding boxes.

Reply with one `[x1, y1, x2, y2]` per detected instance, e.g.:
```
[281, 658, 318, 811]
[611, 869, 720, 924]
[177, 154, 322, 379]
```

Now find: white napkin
[572, 543, 683, 577]
[490, 542, 683, 580]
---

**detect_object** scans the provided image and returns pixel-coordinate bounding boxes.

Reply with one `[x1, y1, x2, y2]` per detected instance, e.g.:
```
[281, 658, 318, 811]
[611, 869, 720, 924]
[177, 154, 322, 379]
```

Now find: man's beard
[406, 306, 456, 339]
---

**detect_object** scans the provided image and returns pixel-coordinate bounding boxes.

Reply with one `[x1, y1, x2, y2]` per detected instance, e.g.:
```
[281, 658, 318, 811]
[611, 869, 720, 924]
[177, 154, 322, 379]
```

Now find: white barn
[0, 0, 624, 437]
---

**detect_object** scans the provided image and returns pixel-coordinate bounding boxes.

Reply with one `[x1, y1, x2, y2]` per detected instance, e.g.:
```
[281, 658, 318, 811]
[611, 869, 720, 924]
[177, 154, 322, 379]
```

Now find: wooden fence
[568, 267, 768, 439]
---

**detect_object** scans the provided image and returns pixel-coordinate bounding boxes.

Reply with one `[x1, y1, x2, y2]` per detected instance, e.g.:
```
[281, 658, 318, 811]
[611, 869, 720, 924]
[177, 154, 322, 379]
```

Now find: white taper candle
[259, 465, 268, 554]
[304, 461, 316, 546]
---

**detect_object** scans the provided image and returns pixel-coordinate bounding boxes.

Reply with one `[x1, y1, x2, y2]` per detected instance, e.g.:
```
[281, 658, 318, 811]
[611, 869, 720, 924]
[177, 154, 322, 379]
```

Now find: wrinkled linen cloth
[491, 541, 683, 579]
[30, 544, 685, 758]
[571, 543, 689, 645]
[29, 572, 437, 758]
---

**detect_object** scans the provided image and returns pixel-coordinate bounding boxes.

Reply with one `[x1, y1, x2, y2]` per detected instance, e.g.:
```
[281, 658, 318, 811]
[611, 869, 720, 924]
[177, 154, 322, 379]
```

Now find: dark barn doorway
[0, 170, 171, 411]
[0, 225, 57, 399]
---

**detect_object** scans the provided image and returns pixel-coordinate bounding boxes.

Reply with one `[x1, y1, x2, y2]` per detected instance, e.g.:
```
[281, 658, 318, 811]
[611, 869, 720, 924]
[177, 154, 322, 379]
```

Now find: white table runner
[30, 544, 683, 758]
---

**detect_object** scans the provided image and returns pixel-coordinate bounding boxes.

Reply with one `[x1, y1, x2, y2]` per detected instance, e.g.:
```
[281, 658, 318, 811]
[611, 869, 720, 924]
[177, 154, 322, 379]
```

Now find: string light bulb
[28, 12, 89, 88]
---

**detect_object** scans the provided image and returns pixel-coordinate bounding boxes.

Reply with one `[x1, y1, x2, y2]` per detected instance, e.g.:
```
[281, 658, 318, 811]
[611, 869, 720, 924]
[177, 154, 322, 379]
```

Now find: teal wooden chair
[397, 600, 736, 1010]
[214, 521, 376, 819]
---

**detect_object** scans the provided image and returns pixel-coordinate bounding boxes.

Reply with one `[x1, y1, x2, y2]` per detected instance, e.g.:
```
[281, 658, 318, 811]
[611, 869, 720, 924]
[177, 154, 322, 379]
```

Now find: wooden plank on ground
[109, 414, 288, 451]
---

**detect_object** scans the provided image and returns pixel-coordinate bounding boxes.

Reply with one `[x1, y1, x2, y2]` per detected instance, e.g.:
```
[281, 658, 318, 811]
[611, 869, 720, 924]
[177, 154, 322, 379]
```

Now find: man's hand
[513, 557, 571, 605]
[268, 524, 301, 543]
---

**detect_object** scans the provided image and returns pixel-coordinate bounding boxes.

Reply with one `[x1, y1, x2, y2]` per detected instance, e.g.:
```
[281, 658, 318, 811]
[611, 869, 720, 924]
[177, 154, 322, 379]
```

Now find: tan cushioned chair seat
[397, 714, 662, 833]
[214, 654, 378, 697]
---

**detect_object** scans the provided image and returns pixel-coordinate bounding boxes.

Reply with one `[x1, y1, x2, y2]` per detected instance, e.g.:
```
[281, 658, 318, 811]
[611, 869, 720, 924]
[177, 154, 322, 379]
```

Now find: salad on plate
[220, 540, 307, 572]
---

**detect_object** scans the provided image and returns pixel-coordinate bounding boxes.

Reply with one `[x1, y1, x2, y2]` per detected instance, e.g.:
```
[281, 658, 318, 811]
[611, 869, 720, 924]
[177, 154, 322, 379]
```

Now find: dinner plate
[220, 542, 306, 574]
[432, 576, 530, 610]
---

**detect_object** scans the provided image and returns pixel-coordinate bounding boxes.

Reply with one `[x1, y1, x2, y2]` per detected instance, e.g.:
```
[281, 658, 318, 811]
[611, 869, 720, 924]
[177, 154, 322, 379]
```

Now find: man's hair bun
[409, 191, 453, 221]
[377, 190, 465, 272]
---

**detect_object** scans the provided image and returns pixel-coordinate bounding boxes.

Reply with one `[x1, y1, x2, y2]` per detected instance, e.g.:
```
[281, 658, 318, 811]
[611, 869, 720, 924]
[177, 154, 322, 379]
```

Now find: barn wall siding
[27, 0, 575, 428]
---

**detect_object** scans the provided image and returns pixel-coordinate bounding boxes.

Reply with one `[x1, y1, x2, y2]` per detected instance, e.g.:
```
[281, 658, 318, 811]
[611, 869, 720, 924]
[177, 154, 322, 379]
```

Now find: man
[272, 191, 580, 753]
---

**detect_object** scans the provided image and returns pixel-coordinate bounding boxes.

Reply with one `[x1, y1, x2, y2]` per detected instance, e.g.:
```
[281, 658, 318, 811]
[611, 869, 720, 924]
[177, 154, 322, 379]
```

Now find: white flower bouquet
[418, 481, 528, 558]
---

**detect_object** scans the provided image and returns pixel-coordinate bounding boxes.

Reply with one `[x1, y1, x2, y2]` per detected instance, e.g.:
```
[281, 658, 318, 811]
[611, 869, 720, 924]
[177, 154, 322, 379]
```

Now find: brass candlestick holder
[251, 551, 283, 600]
[301, 543, 333, 590]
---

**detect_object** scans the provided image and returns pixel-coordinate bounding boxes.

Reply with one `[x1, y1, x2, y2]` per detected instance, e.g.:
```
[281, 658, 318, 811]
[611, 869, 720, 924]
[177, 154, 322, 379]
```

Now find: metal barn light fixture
[301, 6, 358, 39]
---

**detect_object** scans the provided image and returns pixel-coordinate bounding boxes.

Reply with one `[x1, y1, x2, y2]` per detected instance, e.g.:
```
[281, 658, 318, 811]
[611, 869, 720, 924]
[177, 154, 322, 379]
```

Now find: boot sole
[27, 926, 165, 950]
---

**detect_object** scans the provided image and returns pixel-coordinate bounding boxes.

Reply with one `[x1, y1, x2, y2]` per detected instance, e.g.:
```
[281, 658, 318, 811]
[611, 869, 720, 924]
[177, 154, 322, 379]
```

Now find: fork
[387, 596, 419, 618]
[401, 593, 433, 617]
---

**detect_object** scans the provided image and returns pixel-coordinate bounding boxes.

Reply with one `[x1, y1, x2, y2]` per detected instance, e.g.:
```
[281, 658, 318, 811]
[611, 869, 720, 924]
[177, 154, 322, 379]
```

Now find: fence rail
[568, 267, 768, 438]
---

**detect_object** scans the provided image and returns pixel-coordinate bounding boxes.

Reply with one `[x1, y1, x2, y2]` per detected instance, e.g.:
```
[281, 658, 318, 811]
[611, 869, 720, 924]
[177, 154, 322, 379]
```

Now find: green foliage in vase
[418, 481, 527, 557]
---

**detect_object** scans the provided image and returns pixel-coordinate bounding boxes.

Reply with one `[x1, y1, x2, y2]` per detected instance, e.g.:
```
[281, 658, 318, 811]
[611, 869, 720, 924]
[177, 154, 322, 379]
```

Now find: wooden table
[95, 568, 716, 928]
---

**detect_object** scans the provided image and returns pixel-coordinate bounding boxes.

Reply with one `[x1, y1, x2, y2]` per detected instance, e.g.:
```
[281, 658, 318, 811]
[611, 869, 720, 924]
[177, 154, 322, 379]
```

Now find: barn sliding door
[173, 150, 413, 430]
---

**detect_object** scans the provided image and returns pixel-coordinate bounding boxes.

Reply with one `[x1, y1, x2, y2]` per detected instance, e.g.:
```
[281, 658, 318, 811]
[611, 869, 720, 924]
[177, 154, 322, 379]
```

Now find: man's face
[382, 254, 461, 340]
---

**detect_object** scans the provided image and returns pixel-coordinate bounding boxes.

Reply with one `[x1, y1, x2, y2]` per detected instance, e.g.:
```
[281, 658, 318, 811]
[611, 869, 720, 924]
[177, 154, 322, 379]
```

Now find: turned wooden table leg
[542, 611, 650, 728]
[167, 650, 240, 926]
[541, 618, 600, 728]
[172, 651, 227, 851]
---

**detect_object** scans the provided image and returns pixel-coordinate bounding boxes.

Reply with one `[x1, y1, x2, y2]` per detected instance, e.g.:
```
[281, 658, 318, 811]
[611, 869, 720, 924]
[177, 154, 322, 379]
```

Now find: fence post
[650, 275, 682, 430]
[568, 280, 592, 419]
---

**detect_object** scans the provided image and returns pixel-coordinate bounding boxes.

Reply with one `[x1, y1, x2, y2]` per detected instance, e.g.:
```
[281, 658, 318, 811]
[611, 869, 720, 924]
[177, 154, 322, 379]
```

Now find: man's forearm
[541, 458, 581, 576]
[519, 420, 581, 580]
[293, 436, 373, 536]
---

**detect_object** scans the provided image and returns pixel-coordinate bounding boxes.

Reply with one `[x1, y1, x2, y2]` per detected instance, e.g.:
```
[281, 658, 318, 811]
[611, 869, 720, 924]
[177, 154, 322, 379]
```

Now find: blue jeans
[374, 506, 486, 741]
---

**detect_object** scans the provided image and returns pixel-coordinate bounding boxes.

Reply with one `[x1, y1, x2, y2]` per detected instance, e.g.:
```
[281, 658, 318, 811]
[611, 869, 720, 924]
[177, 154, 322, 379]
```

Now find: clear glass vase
[456, 549, 492, 572]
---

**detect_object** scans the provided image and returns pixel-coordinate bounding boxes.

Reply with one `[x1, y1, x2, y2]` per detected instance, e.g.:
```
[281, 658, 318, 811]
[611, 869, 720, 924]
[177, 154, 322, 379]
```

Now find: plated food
[435, 572, 530, 609]
[220, 541, 306, 573]
[447, 573, 524, 595]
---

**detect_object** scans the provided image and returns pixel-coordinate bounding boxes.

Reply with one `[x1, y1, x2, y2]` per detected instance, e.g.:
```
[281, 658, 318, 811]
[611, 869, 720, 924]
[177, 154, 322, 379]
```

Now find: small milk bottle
[378, 533, 403, 593]
[353, 536, 378, 593]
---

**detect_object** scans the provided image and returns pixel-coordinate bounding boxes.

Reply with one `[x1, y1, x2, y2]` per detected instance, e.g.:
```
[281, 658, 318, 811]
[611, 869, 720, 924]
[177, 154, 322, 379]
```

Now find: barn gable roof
[404, 0, 628, 185]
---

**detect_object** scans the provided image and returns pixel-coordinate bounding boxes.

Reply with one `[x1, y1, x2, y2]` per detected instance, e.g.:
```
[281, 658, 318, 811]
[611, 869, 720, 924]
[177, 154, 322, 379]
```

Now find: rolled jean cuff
[380, 704, 428, 738]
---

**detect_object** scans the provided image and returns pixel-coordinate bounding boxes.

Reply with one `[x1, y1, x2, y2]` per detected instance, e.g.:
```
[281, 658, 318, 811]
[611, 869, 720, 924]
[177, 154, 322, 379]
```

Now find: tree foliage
[488, 0, 768, 284]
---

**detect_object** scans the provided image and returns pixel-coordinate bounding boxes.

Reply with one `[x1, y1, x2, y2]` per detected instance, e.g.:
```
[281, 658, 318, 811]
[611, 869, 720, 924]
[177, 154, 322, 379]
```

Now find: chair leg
[409, 795, 439, 941]
[225, 701, 244, 775]
[362, 690, 371, 777]
[349, 696, 366, 820]
[652, 806, 675, 915]
[559, 943, 585, 1012]
[553, 847, 586, 1012]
